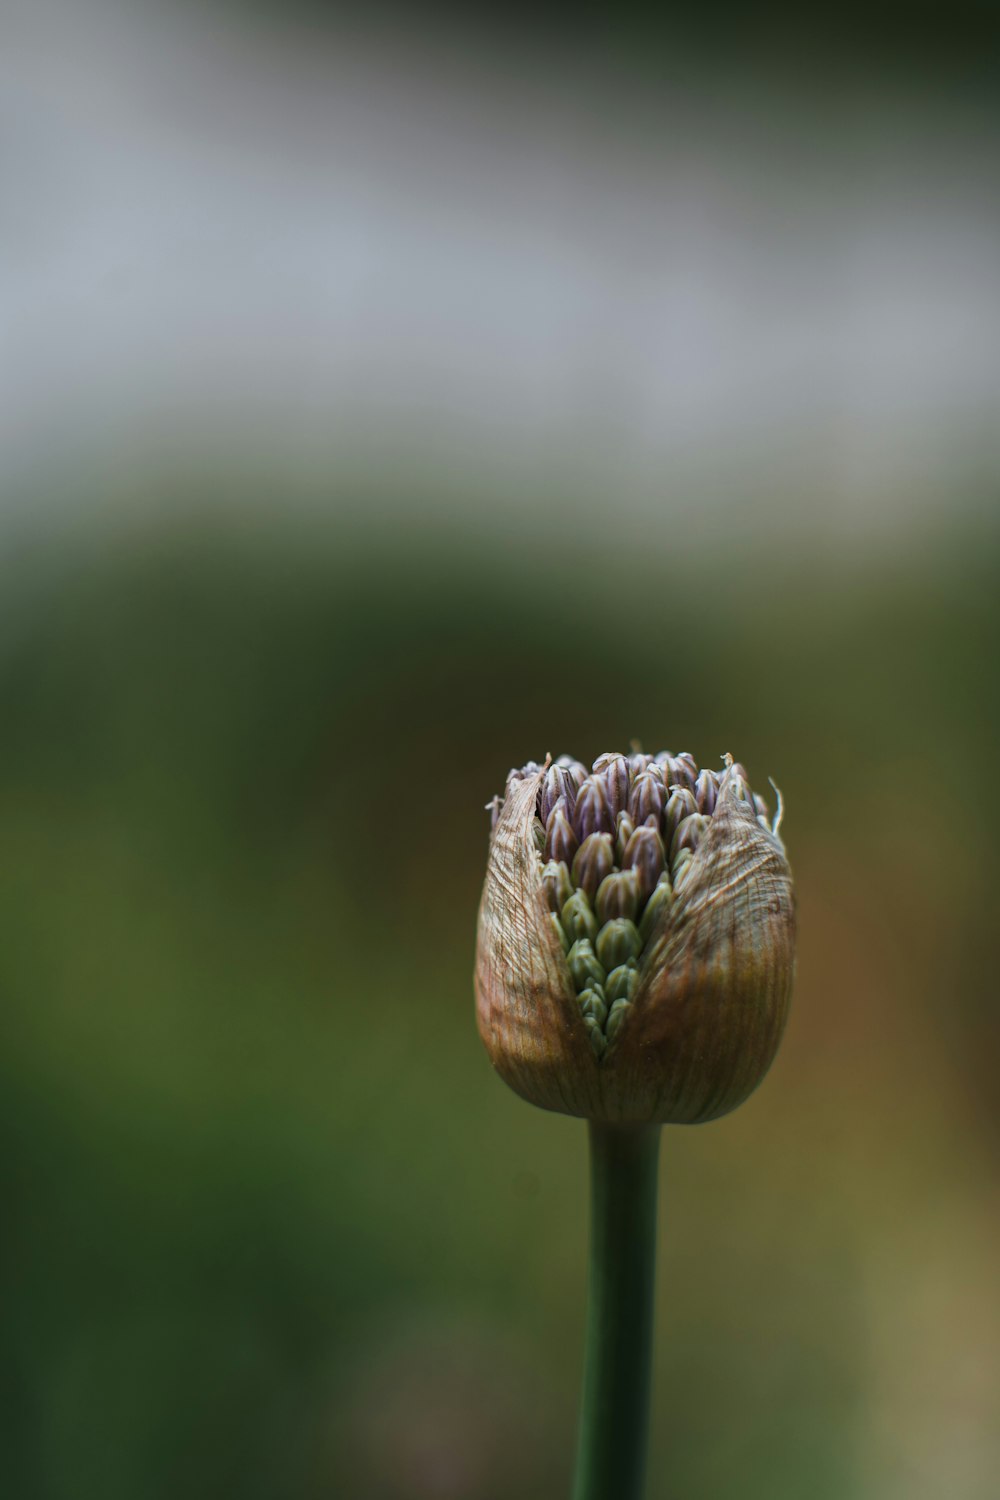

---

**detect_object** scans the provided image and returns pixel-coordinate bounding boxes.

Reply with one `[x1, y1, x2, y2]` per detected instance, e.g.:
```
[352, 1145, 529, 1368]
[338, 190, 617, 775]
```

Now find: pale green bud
[562, 890, 598, 945]
[595, 919, 642, 971]
[605, 964, 638, 1003]
[568, 939, 606, 992]
[541, 859, 574, 914]
[595, 868, 642, 924]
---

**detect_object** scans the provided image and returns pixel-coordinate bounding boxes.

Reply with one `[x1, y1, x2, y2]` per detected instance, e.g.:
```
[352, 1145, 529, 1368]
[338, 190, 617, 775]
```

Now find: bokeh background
[3, 2, 999, 1497]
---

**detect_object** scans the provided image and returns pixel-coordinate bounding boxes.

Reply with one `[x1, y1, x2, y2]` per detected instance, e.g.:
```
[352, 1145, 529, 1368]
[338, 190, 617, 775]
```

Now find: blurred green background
[3, 2, 1000, 1497]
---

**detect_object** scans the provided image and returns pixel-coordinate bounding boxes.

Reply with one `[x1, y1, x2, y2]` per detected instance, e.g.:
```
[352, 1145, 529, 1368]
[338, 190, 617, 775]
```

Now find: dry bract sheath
[475, 750, 796, 1125]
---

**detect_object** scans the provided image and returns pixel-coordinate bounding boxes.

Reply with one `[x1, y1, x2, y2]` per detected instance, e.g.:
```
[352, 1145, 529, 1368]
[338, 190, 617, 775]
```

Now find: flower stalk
[573, 1123, 661, 1500]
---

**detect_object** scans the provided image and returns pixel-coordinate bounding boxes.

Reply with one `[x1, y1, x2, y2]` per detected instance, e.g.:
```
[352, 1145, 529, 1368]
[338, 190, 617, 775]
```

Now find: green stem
[572, 1122, 661, 1500]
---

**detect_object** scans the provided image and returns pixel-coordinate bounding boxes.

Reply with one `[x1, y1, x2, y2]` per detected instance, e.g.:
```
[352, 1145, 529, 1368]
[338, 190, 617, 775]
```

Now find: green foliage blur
[1, 502, 996, 1498]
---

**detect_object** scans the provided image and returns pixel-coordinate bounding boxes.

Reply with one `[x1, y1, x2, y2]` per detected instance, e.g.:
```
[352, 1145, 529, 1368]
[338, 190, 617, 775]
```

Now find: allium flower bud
[593, 752, 631, 819]
[628, 772, 667, 826]
[694, 768, 718, 816]
[475, 751, 796, 1124]
[595, 868, 642, 924]
[540, 859, 574, 914]
[574, 777, 615, 840]
[539, 765, 569, 823]
[665, 754, 697, 793]
[572, 833, 615, 901]
[545, 804, 579, 865]
[568, 938, 606, 992]
[621, 824, 666, 900]
[663, 785, 698, 843]
[562, 889, 599, 945]
[615, 811, 635, 865]
[595, 917, 642, 971]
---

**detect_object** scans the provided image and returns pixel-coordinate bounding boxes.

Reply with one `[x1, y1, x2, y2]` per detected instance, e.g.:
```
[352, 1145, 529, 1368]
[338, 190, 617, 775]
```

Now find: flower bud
[476, 751, 796, 1124]
[638, 876, 673, 942]
[562, 889, 598, 945]
[615, 811, 635, 865]
[621, 824, 666, 900]
[554, 753, 588, 783]
[673, 751, 699, 784]
[606, 998, 630, 1042]
[671, 812, 709, 861]
[663, 785, 698, 843]
[544, 805, 579, 865]
[573, 777, 614, 840]
[572, 833, 615, 901]
[628, 772, 666, 826]
[595, 869, 642, 924]
[583, 1016, 607, 1058]
[596, 918, 642, 971]
[539, 764, 573, 823]
[605, 963, 638, 1002]
[593, 753, 631, 819]
[549, 913, 570, 953]
[541, 859, 574, 914]
[694, 768, 718, 816]
[578, 987, 608, 1028]
[568, 939, 606, 992]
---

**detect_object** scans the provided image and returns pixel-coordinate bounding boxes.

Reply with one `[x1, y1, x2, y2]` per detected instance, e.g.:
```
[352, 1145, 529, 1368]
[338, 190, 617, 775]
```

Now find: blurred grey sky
[4, 0, 999, 552]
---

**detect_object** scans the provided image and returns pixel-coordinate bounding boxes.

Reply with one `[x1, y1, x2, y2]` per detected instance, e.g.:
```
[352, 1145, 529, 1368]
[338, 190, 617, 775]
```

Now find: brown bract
[475, 764, 796, 1124]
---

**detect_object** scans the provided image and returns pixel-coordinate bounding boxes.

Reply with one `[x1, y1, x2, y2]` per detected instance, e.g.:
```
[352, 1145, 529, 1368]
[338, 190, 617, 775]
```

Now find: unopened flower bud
[628, 772, 666, 825]
[539, 765, 573, 823]
[572, 833, 615, 900]
[583, 1016, 607, 1058]
[595, 868, 642, 924]
[578, 988, 608, 1028]
[694, 768, 718, 816]
[549, 913, 570, 952]
[605, 997, 630, 1042]
[605, 963, 639, 1002]
[476, 751, 796, 1124]
[638, 876, 673, 942]
[562, 890, 598, 945]
[615, 811, 635, 865]
[533, 817, 546, 854]
[672, 812, 709, 861]
[545, 806, 579, 865]
[554, 753, 588, 785]
[541, 859, 574, 914]
[673, 751, 699, 782]
[593, 753, 631, 819]
[595, 918, 642, 971]
[573, 777, 614, 840]
[568, 939, 605, 992]
[622, 824, 666, 900]
[664, 755, 696, 793]
[663, 786, 698, 842]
